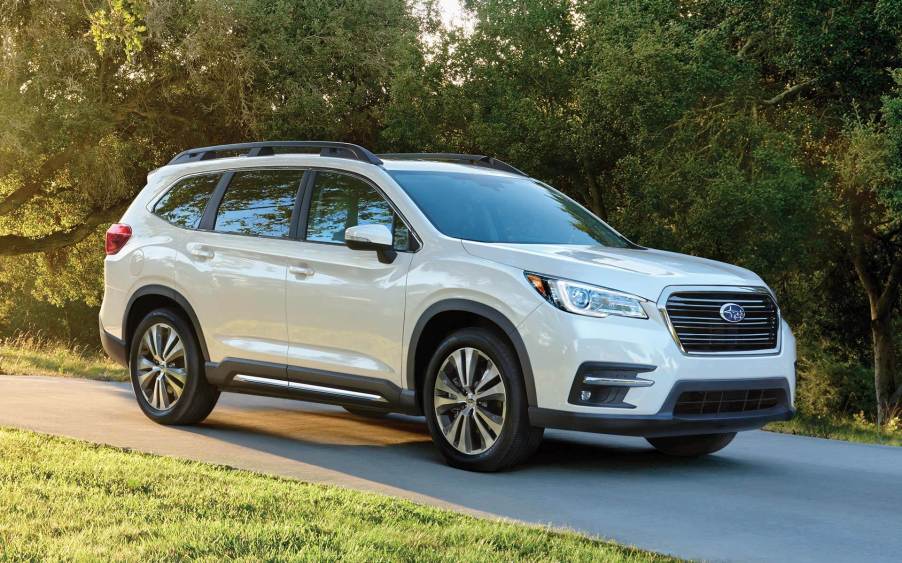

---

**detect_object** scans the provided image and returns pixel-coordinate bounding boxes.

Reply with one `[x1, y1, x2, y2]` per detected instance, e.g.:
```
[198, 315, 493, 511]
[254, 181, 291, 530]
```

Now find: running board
[232, 374, 388, 403]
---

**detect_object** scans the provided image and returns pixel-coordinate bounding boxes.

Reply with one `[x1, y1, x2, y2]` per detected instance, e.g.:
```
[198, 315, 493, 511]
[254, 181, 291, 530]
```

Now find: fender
[406, 299, 538, 407]
[123, 284, 211, 361]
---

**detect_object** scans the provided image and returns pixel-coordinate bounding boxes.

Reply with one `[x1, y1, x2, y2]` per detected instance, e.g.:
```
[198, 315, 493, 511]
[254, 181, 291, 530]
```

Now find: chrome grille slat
[669, 298, 766, 304]
[665, 291, 779, 353]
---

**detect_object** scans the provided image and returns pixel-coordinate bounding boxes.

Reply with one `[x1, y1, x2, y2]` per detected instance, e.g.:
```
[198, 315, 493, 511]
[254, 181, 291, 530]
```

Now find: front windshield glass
[388, 170, 634, 247]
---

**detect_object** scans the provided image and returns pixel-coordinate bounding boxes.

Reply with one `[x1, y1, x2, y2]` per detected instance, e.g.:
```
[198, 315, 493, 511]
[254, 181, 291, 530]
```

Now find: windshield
[388, 170, 634, 247]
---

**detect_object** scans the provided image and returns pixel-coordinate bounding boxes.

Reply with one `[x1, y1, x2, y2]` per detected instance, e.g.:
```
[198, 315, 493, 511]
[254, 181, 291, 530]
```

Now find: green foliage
[1, 0, 900, 421]
[89, 0, 147, 61]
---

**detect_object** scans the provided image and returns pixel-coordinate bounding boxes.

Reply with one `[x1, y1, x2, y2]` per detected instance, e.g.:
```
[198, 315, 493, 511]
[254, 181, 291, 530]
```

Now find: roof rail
[167, 141, 383, 166]
[378, 153, 527, 176]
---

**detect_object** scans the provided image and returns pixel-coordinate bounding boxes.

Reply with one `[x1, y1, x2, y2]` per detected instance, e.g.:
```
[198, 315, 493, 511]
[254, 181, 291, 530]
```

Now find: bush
[795, 345, 876, 419]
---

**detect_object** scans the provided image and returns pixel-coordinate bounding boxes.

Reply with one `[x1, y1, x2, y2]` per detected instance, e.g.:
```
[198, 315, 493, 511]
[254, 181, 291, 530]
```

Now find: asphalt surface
[1, 375, 900, 562]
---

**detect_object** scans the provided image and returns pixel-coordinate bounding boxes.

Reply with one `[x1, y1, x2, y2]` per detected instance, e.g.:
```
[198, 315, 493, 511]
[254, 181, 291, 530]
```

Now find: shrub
[795, 345, 876, 420]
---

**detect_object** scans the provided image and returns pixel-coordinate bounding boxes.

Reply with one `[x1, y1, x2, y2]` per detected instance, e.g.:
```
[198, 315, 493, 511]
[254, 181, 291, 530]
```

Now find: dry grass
[0, 333, 127, 381]
[766, 411, 902, 447]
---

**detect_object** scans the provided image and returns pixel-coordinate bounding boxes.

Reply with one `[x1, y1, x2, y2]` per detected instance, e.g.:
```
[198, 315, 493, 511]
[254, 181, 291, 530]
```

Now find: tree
[833, 104, 902, 423]
[0, 0, 249, 257]
[0, 0, 422, 259]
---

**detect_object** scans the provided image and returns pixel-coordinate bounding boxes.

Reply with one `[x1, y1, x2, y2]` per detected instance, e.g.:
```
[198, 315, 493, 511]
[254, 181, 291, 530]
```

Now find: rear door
[175, 168, 306, 366]
[284, 170, 415, 385]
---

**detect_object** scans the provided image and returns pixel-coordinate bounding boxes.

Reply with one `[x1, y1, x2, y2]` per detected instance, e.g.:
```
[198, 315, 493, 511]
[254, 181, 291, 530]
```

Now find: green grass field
[1, 338, 900, 448]
[0, 428, 673, 562]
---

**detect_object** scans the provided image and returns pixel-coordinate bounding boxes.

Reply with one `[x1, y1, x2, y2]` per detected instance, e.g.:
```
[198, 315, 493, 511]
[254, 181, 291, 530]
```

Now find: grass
[0, 333, 127, 381]
[766, 412, 902, 447]
[0, 428, 673, 562]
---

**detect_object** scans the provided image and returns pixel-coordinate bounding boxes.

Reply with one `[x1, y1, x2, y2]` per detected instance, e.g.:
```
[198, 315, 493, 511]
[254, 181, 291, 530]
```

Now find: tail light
[105, 224, 132, 255]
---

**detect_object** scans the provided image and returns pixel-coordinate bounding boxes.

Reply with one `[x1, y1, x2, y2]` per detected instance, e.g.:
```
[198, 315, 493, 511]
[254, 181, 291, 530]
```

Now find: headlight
[525, 273, 648, 319]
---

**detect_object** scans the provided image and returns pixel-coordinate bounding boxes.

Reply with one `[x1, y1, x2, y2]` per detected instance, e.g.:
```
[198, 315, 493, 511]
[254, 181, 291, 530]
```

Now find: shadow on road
[159, 392, 778, 519]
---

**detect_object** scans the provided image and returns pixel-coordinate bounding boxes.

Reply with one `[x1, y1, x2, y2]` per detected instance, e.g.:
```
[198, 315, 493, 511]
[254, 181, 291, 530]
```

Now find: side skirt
[205, 358, 420, 415]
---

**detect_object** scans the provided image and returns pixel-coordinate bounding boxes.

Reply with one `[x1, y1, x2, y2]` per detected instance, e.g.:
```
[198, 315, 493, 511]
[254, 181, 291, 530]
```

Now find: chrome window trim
[656, 285, 782, 357]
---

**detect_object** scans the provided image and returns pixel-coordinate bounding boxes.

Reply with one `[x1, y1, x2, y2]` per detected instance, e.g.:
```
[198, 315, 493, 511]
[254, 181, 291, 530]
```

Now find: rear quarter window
[153, 173, 222, 229]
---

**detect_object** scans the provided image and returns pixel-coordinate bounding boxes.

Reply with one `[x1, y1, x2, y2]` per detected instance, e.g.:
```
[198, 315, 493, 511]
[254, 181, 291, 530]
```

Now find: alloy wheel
[433, 347, 507, 455]
[135, 322, 187, 411]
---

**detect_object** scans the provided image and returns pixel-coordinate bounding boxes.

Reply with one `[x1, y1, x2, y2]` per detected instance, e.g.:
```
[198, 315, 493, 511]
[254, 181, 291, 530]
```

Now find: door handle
[289, 264, 315, 277]
[187, 243, 214, 260]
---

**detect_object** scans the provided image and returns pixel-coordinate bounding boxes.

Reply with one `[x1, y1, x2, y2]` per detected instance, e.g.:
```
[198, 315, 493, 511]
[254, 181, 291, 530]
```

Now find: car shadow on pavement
[165, 396, 780, 522]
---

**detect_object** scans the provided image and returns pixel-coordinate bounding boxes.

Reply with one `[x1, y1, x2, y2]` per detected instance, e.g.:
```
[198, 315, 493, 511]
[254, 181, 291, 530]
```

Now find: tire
[129, 308, 219, 425]
[423, 327, 543, 472]
[646, 432, 736, 457]
[343, 406, 390, 418]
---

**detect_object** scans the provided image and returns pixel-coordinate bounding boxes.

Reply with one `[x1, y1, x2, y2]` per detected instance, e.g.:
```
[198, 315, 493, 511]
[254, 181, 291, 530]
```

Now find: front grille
[674, 388, 784, 416]
[665, 291, 779, 353]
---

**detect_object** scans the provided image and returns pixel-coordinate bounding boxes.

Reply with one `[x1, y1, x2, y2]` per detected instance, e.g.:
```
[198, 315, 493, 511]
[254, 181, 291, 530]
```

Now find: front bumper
[517, 296, 798, 415]
[530, 377, 794, 437]
[99, 316, 128, 367]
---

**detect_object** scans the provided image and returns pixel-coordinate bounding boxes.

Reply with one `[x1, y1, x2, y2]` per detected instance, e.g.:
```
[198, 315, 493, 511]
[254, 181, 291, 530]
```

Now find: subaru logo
[719, 303, 746, 323]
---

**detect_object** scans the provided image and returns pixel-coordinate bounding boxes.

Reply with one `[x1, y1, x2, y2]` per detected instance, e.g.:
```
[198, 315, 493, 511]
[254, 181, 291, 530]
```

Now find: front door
[285, 170, 414, 385]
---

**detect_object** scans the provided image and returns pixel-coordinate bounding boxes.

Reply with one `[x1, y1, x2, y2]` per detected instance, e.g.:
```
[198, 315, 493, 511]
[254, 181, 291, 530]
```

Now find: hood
[462, 242, 766, 302]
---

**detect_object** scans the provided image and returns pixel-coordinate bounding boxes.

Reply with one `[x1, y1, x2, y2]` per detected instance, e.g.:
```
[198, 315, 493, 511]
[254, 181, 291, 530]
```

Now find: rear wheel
[646, 432, 736, 457]
[129, 308, 219, 425]
[423, 327, 543, 472]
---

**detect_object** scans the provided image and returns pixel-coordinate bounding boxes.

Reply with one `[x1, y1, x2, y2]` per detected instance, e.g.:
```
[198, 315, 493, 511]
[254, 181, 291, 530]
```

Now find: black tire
[646, 432, 736, 457]
[343, 406, 390, 418]
[423, 327, 543, 472]
[129, 308, 219, 425]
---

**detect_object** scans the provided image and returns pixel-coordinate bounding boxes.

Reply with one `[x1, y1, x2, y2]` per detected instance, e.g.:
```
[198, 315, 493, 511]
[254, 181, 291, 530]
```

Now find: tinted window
[306, 172, 406, 247]
[388, 171, 632, 247]
[153, 173, 222, 229]
[214, 169, 304, 238]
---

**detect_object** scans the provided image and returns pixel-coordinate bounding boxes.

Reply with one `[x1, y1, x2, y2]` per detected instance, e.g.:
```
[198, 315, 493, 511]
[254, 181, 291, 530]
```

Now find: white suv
[99, 141, 796, 471]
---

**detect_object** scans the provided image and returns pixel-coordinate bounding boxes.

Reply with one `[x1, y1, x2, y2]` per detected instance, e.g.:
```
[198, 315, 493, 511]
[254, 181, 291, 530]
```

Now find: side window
[213, 169, 304, 238]
[306, 172, 408, 249]
[153, 173, 222, 229]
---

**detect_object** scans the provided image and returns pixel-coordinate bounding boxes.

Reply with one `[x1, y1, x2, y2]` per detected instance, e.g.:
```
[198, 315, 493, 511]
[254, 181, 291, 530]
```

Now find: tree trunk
[871, 313, 899, 425]
[848, 201, 902, 425]
[584, 172, 607, 221]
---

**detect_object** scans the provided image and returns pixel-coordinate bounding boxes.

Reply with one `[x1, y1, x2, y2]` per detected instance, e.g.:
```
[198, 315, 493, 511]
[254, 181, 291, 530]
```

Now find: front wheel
[423, 327, 543, 472]
[646, 432, 736, 457]
[129, 308, 219, 425]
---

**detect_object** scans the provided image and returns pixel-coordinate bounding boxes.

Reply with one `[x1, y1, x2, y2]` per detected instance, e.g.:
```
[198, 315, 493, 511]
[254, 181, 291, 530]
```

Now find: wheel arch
[406, 299, 537, 408]
[123, 285, 210, 361]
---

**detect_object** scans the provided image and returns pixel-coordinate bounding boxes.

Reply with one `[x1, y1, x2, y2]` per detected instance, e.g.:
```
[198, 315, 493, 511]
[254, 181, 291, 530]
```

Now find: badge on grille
[719, 303, 746, 323]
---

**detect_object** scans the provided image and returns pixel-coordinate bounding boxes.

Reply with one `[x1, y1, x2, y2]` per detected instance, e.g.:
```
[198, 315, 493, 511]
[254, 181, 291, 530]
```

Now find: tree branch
[762, 78, 818, 106]
[876, 254, 902, 318]
[0, 203, 128, 256]
[0, 144, 89, 216]
[848, 199, 887, 324]
[0, 180, 44, 216]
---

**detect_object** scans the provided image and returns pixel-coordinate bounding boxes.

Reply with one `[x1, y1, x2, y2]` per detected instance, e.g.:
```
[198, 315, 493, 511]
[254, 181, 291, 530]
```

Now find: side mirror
[344, 224, 396, 264]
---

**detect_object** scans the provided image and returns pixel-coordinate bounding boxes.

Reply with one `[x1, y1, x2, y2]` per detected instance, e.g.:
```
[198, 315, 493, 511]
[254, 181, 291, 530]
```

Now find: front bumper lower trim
[533, 377, 794, 438]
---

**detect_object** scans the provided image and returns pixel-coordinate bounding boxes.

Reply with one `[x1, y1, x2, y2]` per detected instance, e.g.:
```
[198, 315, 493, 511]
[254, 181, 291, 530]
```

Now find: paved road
[1, 375, 899, 562]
